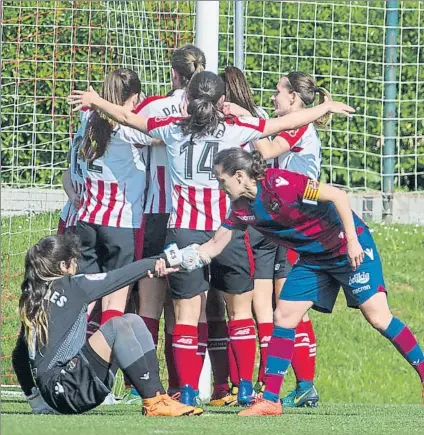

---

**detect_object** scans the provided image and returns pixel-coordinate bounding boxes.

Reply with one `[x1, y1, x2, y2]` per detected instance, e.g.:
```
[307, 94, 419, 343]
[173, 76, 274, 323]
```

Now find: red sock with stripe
[100, 309, 123, 326]
[292, 320, 316, 384]
[228, 318, 256, 382]
[257, 322, 274, 383]
[172, 324, 198, 388]
[140, 316, 159, 347]
[208, 320, 230, 394]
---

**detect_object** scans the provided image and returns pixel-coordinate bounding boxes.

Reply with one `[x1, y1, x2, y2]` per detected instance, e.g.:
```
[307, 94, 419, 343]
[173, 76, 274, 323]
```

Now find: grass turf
[1, 213, 424, 434]
[1, 401, 423, 435]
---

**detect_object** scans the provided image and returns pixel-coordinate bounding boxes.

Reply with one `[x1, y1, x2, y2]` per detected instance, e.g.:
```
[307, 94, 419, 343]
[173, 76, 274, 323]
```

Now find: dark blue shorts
[280, 229, 386, 313]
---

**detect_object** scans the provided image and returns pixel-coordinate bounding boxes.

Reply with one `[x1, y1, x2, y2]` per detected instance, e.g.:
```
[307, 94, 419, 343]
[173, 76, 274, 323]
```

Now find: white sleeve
[119, 125, 153, 146]
[232, 116, 266, 144]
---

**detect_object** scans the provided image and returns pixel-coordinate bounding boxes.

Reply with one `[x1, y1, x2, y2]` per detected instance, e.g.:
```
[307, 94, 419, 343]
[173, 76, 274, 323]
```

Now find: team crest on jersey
[287, 128, 300, 137]
[66, 357, 78, 372]
[302, 179, 320, 204]
[85, 273, 107, 281]
[154, 116, 170, 123]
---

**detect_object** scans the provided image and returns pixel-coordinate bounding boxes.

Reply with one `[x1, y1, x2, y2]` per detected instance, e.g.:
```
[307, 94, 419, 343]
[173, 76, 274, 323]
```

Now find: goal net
[1, 0, 196, 393]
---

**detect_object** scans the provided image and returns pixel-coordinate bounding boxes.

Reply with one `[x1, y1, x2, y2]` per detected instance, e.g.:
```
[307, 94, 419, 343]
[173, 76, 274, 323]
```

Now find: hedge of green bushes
[2, 1, 423, 190]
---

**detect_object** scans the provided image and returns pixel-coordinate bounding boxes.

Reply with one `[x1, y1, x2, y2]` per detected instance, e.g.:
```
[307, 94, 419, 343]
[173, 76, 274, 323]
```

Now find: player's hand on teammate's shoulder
[68, 86, 100, 112]
[223, 102, 251, 117]
[322, 96, 355, 116]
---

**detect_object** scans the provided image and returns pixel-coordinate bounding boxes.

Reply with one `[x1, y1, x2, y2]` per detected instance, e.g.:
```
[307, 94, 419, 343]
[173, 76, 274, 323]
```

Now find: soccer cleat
[209, 388, 237, 407]
[281, 385, 319, 408]
[102, 392, 118, 405]
[142, 392, 195, 417]
[254, 381, 265, 395]
[237, 379, 256, 406]
[179, 385, 204, 415]
[120, 388, 142, 405]
[238, 397, 283, 416]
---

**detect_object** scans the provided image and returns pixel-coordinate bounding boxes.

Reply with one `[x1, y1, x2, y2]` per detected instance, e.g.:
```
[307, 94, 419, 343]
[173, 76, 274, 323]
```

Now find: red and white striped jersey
[78, 115, 151, 229]
[133, 89, 186, 214]
[274, 123, 322, 180]
[60, 111, 88, 228]
[147, 116, 265, 231]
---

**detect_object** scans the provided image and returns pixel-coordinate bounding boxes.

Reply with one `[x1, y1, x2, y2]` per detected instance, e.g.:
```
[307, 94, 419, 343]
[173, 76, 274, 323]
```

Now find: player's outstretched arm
[198, 226, 234, 260]
[318, 184, 364, 270]
[260, 99, 355, 139]
[73, 257, 179, 303]
[67, 87, 149, 134]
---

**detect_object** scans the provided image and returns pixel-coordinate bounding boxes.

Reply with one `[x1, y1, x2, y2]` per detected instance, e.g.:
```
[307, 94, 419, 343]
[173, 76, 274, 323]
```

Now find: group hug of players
[13, 44, 424, 417]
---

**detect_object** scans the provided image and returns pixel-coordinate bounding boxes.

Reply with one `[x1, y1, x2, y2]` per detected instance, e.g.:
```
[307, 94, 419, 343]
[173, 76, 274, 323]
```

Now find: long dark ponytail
[79, 68, 141, 162]
[178, 71, 226, 142]
[19, 233, 81, 346]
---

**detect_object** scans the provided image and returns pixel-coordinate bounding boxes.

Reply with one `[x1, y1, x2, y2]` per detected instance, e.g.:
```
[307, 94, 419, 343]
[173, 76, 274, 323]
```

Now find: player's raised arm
[260, 99, 354, 139]
[317, 184, 364, 270]
[68, 86, 149, 134]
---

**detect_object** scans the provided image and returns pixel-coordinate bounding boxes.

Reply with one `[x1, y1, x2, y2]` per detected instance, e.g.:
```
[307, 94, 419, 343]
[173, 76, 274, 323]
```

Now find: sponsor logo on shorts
[66, 357, 78, 372]
[349, 272, 370, 285]
[54, 382, 65, 395]
[140, 372, 150, 380]
[364, 248, 374, 261]
[238, 215, 256, 222]
[352, 285, 371, 295]
[274, 263, 281, 271]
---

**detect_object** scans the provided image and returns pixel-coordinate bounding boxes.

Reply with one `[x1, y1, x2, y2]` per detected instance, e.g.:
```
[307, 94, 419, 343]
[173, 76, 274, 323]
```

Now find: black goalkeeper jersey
[24, 257, 159, 378]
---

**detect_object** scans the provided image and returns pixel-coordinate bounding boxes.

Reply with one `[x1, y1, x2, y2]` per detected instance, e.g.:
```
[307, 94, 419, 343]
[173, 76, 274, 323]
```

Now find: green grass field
[1, 401, 423, 435]
[1, 213, 424, 434]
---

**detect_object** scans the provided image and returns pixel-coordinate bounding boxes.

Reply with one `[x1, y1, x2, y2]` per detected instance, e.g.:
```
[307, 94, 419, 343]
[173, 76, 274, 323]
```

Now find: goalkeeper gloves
[164, 243, 211, 272]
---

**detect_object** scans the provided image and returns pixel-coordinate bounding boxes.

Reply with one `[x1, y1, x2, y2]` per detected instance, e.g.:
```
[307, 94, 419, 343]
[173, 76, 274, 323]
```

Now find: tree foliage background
[2, 0, 423, 190]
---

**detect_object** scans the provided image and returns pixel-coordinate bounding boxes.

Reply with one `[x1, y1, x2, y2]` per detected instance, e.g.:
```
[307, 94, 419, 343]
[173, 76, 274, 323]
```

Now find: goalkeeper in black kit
[12, 233, 205, 416]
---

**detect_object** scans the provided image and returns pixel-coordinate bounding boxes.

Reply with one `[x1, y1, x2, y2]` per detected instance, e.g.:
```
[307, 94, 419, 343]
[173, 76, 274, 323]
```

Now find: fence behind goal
[1, 0, 423, 389]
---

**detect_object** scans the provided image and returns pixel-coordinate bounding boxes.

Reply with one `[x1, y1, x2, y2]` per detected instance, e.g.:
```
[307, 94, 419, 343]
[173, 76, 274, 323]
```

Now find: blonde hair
[284, 72, 332, 128]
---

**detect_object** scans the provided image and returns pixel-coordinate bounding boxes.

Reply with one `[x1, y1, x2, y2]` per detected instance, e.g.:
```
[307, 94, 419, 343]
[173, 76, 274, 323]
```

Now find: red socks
[100, 309, 123, 326]
[257, 322, 273, 383]
[228, 318, 256, 382]
[172, 324, 199, 388]
[208, 320, 230, 392]
[292, 319, 317, 383]
[140, 316, 160, 346]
